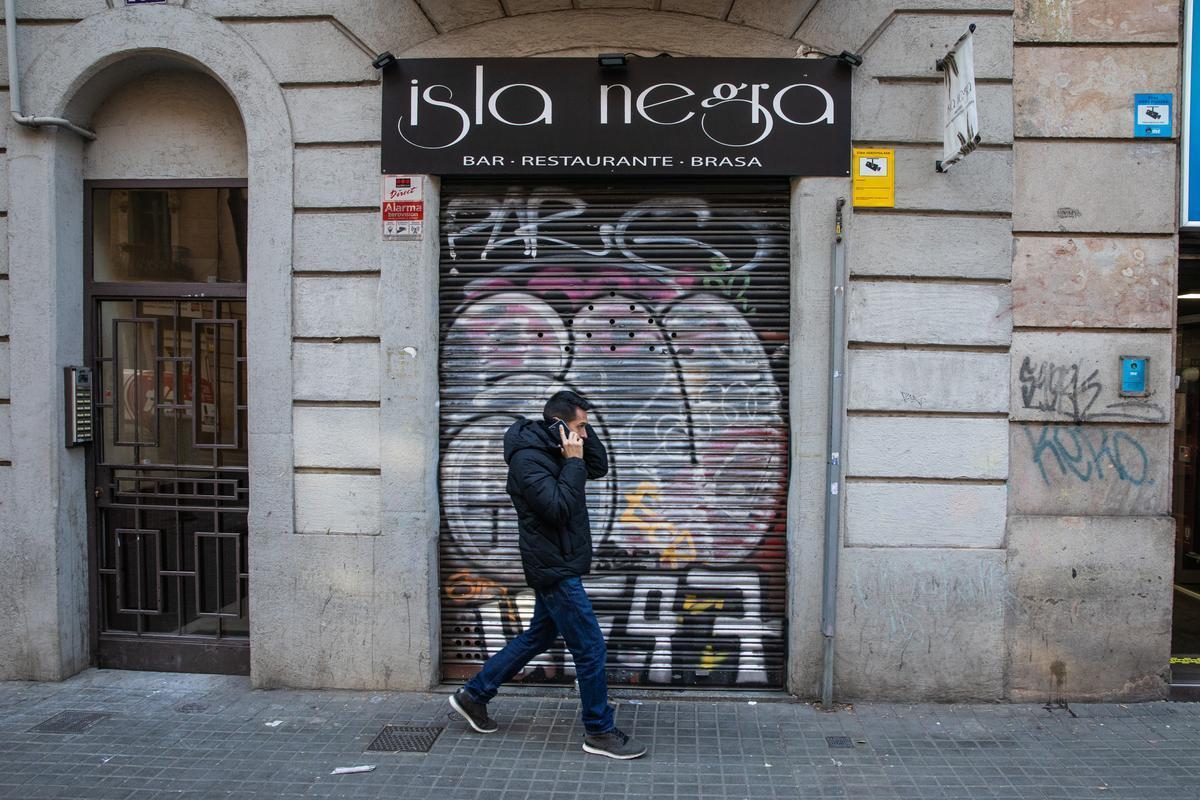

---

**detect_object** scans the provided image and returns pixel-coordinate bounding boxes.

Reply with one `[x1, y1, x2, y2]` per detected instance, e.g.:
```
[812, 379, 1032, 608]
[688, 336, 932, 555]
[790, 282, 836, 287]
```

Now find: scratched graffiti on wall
[1017, 357, 1165, 423]
[850, 556, 1013, 672]
[437, 182, 790, 686]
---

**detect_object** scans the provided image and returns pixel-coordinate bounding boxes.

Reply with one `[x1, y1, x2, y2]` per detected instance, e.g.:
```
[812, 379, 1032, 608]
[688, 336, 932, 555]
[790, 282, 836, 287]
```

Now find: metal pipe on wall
[820, 197, 848, 710]
[5, 0, 96, 139]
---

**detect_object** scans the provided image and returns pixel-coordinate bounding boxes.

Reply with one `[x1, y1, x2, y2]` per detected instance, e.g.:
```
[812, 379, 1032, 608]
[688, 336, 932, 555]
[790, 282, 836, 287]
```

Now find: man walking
[448, 390, 647, 760]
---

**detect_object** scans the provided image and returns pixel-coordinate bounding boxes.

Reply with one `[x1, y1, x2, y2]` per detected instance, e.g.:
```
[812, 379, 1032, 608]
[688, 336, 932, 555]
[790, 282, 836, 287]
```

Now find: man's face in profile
[564, 408, 589, 441]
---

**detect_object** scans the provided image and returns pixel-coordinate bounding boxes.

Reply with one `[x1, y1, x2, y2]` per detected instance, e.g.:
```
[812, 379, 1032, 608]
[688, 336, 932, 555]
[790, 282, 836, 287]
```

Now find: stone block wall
[814, 3, 1015, 701]
[1007, 0, 1181, 702]
[0, 0, 1187, 701]
[0, 9, 27, 679]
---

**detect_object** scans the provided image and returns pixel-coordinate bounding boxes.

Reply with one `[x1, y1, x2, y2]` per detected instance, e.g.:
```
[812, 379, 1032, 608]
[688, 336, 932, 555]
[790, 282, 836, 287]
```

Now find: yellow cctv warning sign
[852, 148, 895, 208]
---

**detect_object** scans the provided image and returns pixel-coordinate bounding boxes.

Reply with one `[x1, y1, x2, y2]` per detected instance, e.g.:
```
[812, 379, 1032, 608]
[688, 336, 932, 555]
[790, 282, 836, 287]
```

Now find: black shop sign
[381, 58, 850, 176]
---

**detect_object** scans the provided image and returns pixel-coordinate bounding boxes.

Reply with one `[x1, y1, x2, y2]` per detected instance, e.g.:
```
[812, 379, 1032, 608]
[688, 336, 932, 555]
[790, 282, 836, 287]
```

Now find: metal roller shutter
[438, 179, 790, 688]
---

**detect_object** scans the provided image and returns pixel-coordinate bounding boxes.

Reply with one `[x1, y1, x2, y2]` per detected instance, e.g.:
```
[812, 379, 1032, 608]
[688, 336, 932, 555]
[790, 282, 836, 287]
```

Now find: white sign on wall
[939, 26, 981, 171]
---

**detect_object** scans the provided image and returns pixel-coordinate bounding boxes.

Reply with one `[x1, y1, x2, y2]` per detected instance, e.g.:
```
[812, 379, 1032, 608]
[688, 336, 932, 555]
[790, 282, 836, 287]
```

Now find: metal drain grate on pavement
[173, 702, 209, 714]
[28, 711, 111, 734]
[366, 725, 443, 753]
[825, 735, 855, 749]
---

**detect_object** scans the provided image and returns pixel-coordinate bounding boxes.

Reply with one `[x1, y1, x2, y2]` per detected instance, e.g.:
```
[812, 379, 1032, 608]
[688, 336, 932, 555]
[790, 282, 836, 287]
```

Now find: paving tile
[2, 674, 1200, 798]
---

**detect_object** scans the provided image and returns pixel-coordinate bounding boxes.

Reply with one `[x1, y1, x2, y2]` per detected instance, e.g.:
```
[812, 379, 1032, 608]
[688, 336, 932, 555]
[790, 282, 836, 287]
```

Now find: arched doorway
[6, 5, 295, 682]
[83, 68, 250, 673]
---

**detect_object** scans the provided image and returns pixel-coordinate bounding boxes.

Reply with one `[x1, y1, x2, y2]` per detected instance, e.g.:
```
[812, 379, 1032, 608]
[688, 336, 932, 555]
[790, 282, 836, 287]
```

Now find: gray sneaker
[582, 728, 647, 759]
[448, 688, 498, 734]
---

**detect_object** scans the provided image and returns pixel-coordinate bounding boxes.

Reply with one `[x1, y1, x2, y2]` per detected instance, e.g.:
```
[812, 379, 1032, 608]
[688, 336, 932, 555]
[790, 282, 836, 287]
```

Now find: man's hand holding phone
[558, 423, 584, 460]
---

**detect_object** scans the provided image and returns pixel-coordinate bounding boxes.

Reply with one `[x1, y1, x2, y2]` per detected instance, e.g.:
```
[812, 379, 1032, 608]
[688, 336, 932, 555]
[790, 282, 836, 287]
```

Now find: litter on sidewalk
[330, 765, 376, 775]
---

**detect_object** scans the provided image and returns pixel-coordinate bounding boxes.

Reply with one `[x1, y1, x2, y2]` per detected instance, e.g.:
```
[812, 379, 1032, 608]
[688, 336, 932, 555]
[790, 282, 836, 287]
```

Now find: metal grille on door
[438, 181, 790, 688]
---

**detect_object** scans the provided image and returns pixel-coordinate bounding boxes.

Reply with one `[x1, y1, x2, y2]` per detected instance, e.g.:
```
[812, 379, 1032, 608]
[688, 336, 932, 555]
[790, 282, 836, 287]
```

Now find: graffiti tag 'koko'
[382, 58, 851, 176]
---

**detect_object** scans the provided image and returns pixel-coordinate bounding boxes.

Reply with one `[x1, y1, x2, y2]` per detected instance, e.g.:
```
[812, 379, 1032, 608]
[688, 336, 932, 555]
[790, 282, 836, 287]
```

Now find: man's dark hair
[543, 390, 593, 423]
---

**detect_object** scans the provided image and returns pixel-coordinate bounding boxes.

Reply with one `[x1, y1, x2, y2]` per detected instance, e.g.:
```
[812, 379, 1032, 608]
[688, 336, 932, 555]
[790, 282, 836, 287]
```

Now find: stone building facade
[0, 0, 1183, 702]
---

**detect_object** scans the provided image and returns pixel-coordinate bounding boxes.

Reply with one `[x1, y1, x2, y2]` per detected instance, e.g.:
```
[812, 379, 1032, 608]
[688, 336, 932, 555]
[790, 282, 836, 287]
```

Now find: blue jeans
[463, 577, 615, 735]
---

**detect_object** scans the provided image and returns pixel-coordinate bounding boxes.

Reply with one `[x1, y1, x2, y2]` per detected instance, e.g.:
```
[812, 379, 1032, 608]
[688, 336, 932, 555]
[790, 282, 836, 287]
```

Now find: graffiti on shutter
[439, 181, 790, 687]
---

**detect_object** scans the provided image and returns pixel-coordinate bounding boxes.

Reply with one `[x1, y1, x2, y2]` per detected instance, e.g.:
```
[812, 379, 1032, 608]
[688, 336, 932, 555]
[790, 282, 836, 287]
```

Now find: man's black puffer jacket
[504, 417, 608, 590]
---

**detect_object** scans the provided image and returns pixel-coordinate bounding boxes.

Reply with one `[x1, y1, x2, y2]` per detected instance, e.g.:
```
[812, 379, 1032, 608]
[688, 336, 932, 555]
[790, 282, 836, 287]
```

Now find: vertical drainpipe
[5, 0, 96, 139]
[820, 197, 847, 710]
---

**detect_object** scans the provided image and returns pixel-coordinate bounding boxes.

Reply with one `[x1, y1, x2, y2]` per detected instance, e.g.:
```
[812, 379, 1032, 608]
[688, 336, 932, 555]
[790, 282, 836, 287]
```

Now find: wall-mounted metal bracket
[935, 23, 976, 71]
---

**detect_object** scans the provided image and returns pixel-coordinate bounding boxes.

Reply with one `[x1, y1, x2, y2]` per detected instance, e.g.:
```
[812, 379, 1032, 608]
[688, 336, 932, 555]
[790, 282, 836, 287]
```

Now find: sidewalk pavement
[1, 670, 1198, 800]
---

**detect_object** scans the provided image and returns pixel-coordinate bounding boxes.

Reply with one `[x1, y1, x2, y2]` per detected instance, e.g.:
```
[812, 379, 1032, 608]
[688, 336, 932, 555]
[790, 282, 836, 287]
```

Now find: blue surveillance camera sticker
[1134, 93, 1173, 138]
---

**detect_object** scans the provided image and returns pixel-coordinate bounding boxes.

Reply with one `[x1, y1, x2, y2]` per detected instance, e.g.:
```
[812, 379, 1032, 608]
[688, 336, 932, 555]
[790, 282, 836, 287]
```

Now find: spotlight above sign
[380, 58, 851, 176]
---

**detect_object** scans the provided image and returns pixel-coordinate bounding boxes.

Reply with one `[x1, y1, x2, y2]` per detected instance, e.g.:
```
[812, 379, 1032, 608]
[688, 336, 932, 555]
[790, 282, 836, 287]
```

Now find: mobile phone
[547, 418, 569, 442]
